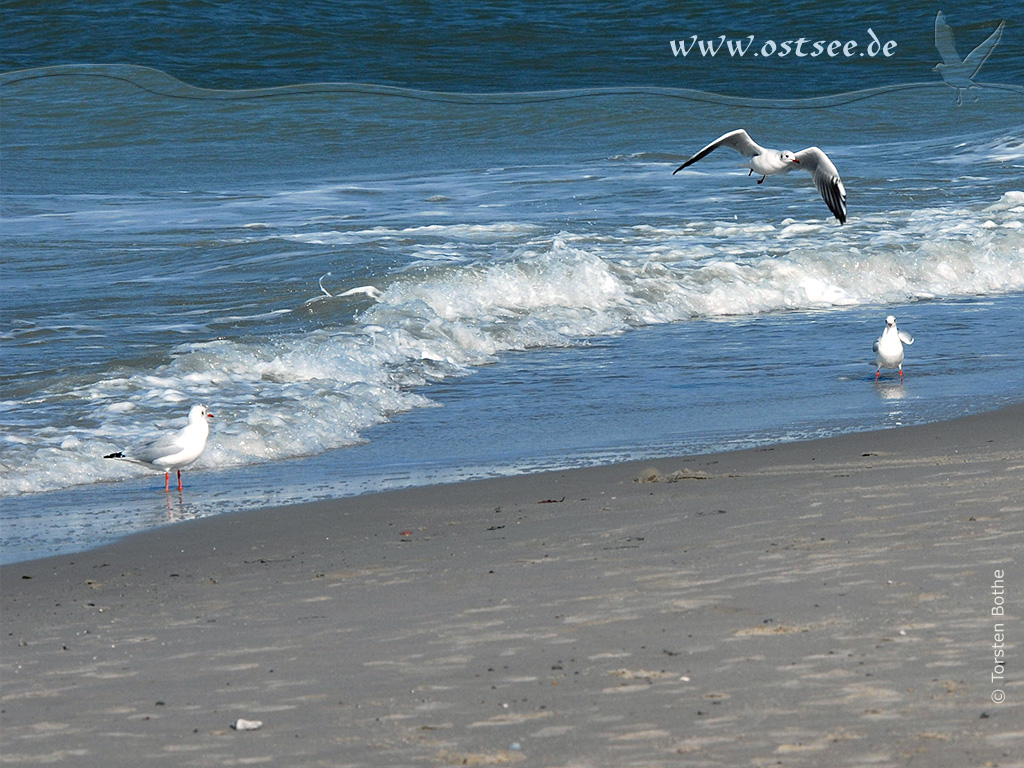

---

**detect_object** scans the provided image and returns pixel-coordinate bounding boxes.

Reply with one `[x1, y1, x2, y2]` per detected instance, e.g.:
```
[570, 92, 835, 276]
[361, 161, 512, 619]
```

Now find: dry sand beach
[2, 405, 1022, 767]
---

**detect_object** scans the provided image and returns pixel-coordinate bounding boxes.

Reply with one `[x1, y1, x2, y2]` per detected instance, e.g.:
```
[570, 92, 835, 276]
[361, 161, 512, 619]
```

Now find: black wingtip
[672, 163, 687, 175]
[104, 451, 124, 459]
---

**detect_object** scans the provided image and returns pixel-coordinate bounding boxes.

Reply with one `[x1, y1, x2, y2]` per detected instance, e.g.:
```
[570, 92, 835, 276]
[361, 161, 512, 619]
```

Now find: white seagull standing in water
[105, 404, 214, 491]
[673, 129, 847, 224]
[873, 316, 914, 381]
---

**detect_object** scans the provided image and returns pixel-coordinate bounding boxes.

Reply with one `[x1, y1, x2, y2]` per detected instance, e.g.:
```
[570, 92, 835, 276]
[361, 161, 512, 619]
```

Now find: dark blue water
[3, 1, 1022, 93]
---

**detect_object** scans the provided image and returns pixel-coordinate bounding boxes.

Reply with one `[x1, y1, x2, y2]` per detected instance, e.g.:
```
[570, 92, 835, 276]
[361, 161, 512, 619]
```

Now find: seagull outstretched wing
[934, 12, 962, 65]
[674, 129, 764, 174]
[963, 20, 1005, 78]
[793, 147, 847, 225]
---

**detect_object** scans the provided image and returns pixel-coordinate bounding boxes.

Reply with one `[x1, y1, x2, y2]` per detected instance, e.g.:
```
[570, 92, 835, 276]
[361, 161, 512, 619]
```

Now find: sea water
[2, 3, 1023, 562]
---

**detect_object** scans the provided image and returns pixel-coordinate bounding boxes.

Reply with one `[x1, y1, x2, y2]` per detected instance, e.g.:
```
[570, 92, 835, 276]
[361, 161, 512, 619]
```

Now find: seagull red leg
[164, 472, 170, 492]
[177, 469, 183, 492]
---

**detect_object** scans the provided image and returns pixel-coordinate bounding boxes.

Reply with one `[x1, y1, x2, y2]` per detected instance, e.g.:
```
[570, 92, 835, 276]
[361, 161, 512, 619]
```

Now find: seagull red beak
[791, 158, 800, 164]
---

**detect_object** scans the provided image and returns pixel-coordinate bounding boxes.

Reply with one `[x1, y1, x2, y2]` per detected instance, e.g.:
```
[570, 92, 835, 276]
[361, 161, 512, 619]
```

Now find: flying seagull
[872, 316, 914, 381]
[933, 11, 1005, 105]
[673, 129, 847, 224]
[105, 404, 214, 491]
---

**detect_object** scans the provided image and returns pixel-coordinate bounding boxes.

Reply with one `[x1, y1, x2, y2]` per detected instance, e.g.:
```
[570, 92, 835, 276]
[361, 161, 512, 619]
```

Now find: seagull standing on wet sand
[873, 316, 914, 381]
[104, 404, 214, 491]
[673, 128, 847, 224]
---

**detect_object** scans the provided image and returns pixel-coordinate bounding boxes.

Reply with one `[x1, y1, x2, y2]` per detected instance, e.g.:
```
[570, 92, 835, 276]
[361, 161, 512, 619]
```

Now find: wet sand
[2, 405, 1023, 767]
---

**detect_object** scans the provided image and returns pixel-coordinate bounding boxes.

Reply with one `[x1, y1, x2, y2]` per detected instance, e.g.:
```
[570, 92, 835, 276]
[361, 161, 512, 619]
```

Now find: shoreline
[5, 390, 1023, 568]
[4, 290, 1024, 567]
[2, 405, 1022, 766]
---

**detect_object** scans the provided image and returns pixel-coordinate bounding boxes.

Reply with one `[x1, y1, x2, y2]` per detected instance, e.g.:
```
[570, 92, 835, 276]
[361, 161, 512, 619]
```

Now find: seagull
[104, 404, 214, 491]
[933, 11, 1005, 105]
[873, 316, 914, 381]
[302, 273, 383, 307]
[338, 285, 384, 300]
[673, 129, 847, 224]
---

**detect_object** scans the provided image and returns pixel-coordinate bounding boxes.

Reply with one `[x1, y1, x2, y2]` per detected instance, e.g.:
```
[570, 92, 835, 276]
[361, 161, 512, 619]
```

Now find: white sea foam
[987, 190, 1024, 212]
[1, 193, 1022, 496]
[942, 135, 1024, 164]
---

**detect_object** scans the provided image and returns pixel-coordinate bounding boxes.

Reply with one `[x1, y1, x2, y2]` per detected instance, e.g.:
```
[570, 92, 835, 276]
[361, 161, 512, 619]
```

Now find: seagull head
[189, 404, 214, 423]
[886, 315, 897, 327]
[781, 150, 799, 164]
